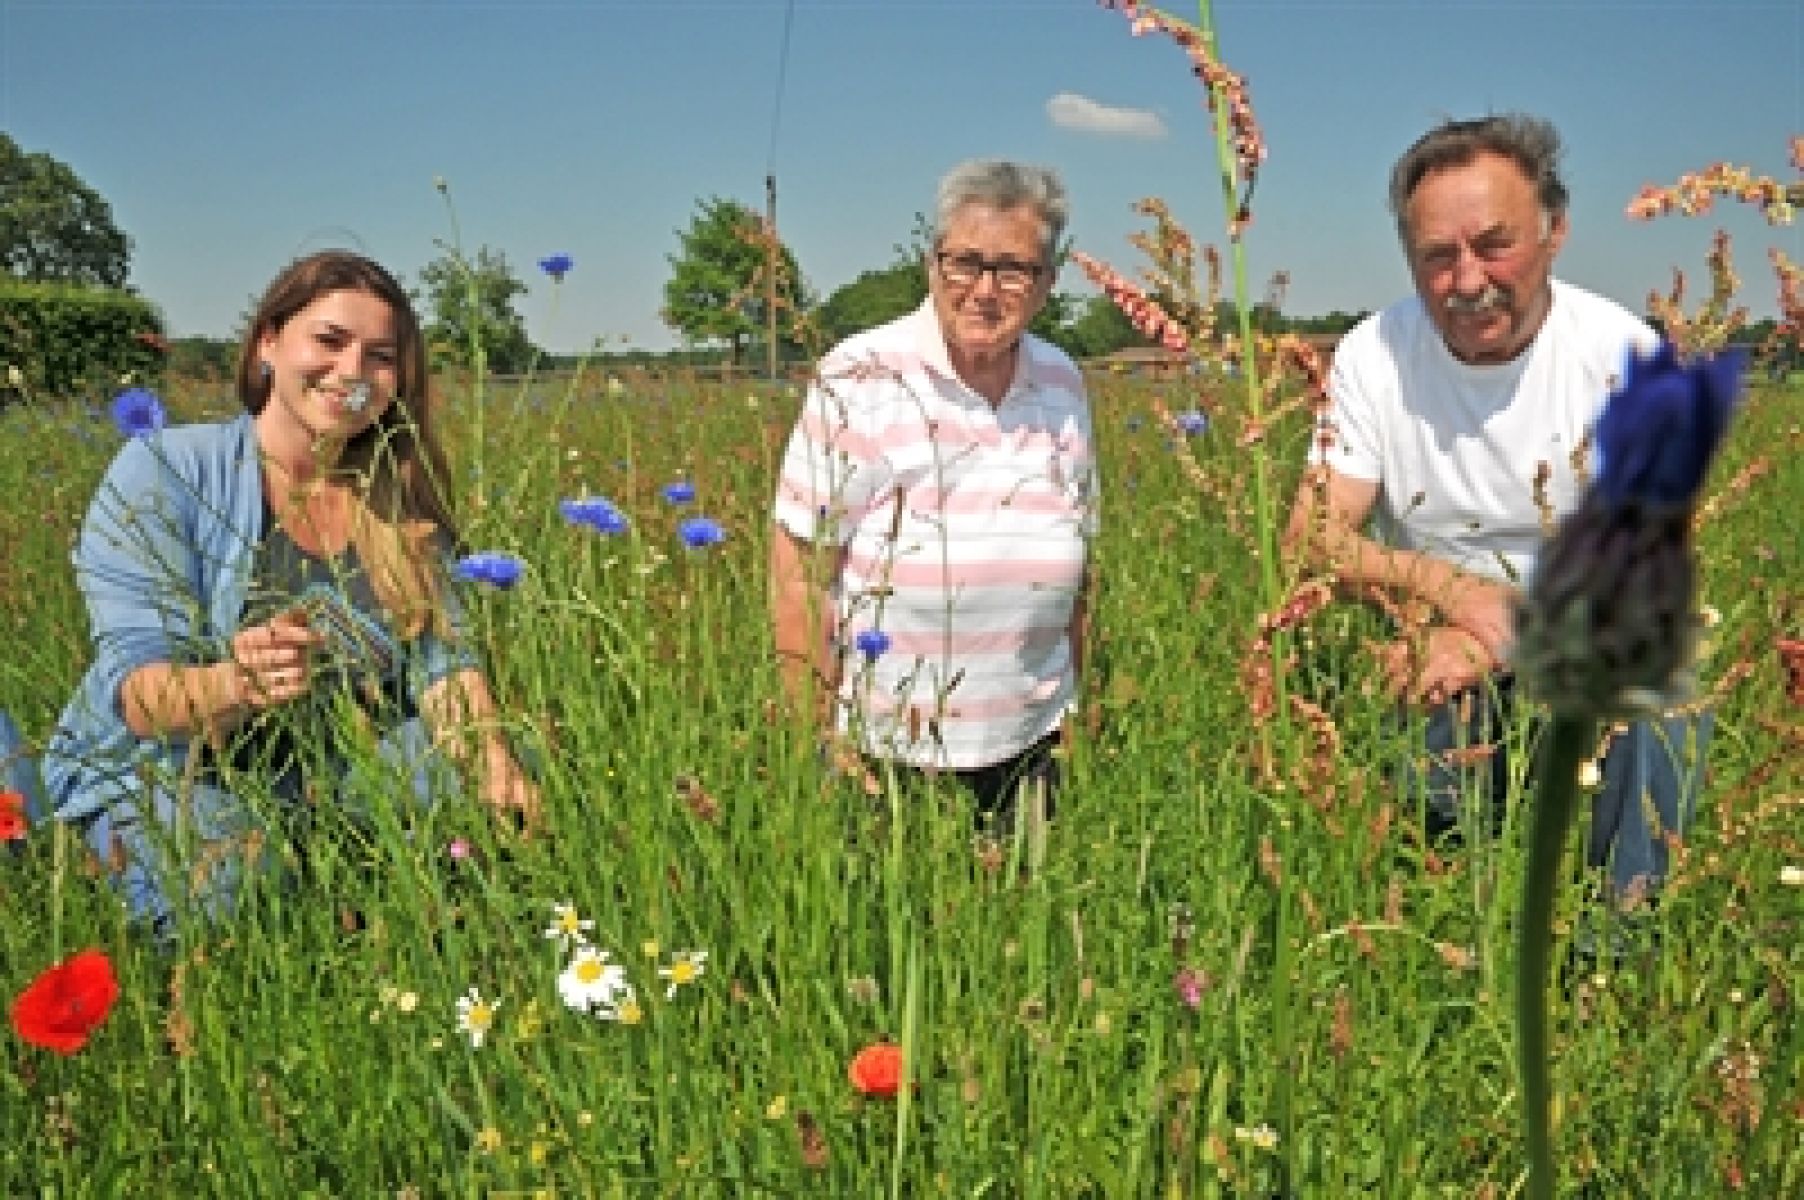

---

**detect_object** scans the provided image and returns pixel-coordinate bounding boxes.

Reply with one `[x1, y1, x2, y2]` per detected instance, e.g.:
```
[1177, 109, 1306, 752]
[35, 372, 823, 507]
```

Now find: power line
[764, 0, 798, 382]
[766, 0, 797, 179]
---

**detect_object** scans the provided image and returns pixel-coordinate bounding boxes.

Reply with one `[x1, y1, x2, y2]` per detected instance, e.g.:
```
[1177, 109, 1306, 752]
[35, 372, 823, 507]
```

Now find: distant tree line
[40, 133, 1775, 396]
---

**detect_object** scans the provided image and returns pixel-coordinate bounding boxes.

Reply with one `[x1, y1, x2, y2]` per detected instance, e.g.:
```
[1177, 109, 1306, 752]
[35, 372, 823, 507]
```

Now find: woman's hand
[824, 734, 881, 797]
[480, 752, 542, 835]
[228, 608, 323, 709]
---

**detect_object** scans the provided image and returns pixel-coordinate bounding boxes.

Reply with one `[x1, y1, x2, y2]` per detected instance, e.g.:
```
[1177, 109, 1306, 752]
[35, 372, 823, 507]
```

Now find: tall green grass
[1, 360, 1800, 1195]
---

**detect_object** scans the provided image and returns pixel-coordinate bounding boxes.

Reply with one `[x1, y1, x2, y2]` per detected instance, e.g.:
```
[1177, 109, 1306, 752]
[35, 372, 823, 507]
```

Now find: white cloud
[1046, 93, 1167, 140]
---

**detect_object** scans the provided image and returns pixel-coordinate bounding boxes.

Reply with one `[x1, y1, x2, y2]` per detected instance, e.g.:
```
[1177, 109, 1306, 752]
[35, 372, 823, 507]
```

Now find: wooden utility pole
[765, 173, 779, 382]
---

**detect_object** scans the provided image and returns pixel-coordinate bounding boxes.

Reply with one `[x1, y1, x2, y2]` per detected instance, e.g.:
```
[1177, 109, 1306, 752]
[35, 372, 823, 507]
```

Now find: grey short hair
[933, 159, 1068, 263]
[1387, 114, 1569, 242]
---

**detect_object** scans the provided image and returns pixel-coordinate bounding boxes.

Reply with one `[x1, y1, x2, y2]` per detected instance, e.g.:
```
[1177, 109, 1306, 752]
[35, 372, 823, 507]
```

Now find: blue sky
[3, 0, 1799, 353]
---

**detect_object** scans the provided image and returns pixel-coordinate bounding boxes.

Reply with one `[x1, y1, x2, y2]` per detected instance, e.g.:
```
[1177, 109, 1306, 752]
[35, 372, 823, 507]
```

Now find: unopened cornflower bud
[1514, 342, 1743, 719]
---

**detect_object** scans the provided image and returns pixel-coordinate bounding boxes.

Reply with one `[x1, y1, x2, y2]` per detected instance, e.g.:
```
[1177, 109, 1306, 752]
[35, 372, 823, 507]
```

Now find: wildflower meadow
[4, 5, 1804, 1195]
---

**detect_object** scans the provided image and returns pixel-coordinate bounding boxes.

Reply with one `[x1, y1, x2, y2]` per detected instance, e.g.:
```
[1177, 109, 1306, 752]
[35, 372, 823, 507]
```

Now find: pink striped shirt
[773, 300, 1098, 769]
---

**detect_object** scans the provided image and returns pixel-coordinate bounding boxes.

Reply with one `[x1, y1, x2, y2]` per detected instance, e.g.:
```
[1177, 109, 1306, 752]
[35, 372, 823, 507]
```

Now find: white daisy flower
[1234, 1123, 1280, 1151]
[544, 901, 595, 949]
[658, 950, 709, 999]
[455, 987, 500, 1049]
[557, 946, 630, 1014]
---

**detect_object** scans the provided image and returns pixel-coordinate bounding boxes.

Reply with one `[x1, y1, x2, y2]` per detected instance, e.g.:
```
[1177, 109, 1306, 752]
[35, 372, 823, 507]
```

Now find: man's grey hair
[933, 159, 1068, 263]
[1387, 113, 1569, 242]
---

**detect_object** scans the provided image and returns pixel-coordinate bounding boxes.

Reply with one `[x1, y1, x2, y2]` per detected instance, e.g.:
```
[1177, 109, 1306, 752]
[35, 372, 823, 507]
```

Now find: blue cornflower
[662, 481, 697, 505]
[560, 497, 630, 535]
[454, 552, 526, 589]
[1594, 341, 1743, 507]
[539, 253, 574, 281]
[678, 517, 726, 549]
[110, 387, 167, 439]
[1173, 410, 1209, 436]
[853, 629, 891, 663]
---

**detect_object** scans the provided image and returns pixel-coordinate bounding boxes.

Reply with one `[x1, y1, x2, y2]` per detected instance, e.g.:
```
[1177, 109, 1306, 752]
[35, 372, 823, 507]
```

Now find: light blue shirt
[42, 414, 476, 822]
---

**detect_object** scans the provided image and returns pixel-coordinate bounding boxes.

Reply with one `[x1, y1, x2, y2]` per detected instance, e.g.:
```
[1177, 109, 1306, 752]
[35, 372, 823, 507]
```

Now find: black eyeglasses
[934, 252, 1045, 294]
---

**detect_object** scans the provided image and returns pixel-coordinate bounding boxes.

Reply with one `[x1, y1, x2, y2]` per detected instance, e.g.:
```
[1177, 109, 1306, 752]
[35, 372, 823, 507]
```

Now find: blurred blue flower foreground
[1514, 341, 1744, 718]
[1594, 341, 1743, 507]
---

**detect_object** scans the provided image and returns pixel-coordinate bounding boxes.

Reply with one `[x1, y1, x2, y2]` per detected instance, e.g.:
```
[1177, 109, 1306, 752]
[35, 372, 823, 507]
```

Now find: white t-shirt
[1316, 279, 1659, 585]
[773, 301, 1098, 770]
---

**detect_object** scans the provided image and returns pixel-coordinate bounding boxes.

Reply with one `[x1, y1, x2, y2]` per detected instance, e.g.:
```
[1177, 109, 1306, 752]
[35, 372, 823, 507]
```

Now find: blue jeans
[70, 718, 455, 941]
[2, 709, 51, 843]
[1397, 676, 1710, 899]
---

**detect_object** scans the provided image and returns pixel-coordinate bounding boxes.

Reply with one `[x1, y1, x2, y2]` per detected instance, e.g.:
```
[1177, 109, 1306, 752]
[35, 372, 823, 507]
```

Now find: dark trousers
[877, 734, 1061, 835]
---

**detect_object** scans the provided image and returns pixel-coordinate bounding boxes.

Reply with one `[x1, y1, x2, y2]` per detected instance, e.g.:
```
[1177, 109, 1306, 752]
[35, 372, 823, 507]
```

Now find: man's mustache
[1445, 285, 1508, 314]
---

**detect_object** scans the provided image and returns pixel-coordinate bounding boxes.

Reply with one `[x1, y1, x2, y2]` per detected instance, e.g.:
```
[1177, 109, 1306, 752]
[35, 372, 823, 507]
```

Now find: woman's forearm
[119, 661, 249, 741]
[420, 668, 514, 770]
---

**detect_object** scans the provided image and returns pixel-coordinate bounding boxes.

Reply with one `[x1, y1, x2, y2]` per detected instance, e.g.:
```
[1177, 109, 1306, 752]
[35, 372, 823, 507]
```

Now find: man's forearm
[1309, 521, 1513, 620]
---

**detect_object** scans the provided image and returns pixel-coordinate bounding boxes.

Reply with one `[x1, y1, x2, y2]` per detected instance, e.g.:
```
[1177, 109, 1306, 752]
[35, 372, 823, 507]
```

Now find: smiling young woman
[34, 250, 539, 942]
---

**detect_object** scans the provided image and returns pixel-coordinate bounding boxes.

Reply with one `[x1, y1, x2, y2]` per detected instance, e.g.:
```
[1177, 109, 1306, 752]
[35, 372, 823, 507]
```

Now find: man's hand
[1380, 626, 1497, 709]
[1439, 575, 1517, 667]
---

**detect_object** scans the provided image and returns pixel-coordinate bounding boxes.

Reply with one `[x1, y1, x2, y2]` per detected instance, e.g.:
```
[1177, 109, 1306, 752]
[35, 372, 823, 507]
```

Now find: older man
[1285, 114, 1708, 907]
[769, 159, 1096, 832]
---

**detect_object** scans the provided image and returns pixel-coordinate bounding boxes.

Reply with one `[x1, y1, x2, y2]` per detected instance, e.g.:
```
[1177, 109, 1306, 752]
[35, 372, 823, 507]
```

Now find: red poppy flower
[10, 949, 120, 1053]
[0, 790, 24, 842]
[847, 1042, 905, 1097]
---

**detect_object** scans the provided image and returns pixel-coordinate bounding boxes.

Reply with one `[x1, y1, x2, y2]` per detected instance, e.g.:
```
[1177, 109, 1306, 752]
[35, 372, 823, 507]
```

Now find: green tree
[816, 212, 1086, 355]
[662, 197, 809, 366]
[166, 336, 239, 381]
[1064, 294, 1153, 359]
[816, 260, 927, 347]
[0, 132, 133, 287]
[416, 245, 537, 375]
[1030, 292, 1082, 357]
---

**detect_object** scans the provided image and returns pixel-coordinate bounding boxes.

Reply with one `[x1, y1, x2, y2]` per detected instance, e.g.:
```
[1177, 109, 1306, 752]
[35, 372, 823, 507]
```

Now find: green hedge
[0, 279, 167, 404]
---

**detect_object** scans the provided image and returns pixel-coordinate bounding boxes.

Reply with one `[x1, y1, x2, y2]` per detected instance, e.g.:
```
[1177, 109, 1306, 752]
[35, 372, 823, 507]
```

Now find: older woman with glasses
[769, 158, 1097, 839]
